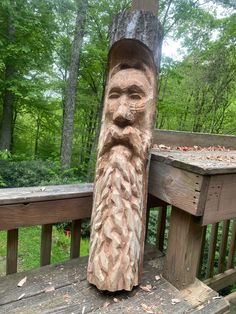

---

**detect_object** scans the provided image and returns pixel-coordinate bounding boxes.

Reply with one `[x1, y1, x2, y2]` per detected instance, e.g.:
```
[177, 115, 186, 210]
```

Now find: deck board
[151, 150, 236, 175]
[0, 253, 229, 314]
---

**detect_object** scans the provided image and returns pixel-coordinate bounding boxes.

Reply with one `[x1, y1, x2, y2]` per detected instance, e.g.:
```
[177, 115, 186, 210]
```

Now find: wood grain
[6, 229, 18, 275]
[202, 174, 236, 225]
[0, 196, 92, 230]
[206, 223, 219, 279]
[205, 268, 236, 292]
[218, 220, 230, 273]
[0, 252, 229, 314]
[227, 219, 236, 269]
[156, 205, 167, 251]
[148, 161, 204, 215]
[0, 183, 93, 205]
[40, 224, 53, 266]
[70, 219, 81, 259]
[151, 150, 236, 175]
[163, 206, 204, 290]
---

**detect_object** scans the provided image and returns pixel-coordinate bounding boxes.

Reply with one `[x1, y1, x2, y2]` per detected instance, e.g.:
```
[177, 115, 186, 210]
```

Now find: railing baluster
[227, 219, 236, 270]
[6, 229, 18, 275]
[40, 224, 53, 266]
[70, 219, 81, 259]
[218, 220, 230, 273]
[197, 225, 207, 278]
[206, 223, 219, 279]
[156, 205, 167, 252]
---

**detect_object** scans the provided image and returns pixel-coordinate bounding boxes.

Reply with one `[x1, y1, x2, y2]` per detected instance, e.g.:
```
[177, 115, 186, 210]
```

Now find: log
[87, 8, 163, 291]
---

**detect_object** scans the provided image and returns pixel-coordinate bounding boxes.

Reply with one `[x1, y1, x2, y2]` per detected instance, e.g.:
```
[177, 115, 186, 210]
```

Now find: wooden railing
[147, 204, 236, 292]
[1, 185, 236, 293]
[0, 184, 93, 274]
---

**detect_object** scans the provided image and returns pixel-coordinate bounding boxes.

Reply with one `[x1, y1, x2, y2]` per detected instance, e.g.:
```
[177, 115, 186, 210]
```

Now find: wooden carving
[87, 11, 162, 292]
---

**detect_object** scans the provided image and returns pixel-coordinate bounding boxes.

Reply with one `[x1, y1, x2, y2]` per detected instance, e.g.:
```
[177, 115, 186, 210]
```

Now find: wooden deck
[0, 250, 229, 314]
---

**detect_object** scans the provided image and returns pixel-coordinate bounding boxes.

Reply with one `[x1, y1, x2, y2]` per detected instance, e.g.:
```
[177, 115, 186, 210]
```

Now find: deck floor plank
[0, 253, 229, 314]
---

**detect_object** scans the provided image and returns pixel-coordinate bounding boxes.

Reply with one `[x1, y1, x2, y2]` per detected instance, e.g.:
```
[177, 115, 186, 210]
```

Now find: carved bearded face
[106, 68, 153, 129]
[88, 66, 155, 291]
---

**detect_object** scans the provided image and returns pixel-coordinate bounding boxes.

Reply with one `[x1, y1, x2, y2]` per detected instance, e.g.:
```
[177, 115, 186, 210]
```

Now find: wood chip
[171, 298, 181, 305]
[18, 293, 25, 300]
[44, 286, 55, 293]
[17, 276, 27, 287]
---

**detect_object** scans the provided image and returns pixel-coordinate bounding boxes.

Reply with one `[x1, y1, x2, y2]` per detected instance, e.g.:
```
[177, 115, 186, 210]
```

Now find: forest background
[0, 0, 235, 188]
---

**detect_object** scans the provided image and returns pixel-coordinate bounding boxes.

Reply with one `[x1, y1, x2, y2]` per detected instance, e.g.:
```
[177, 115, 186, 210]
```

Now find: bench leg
[163, 206, 203, 290]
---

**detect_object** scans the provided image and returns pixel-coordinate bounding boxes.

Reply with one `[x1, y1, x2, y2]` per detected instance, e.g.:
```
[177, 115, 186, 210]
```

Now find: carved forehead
[109, 69, 151, 91]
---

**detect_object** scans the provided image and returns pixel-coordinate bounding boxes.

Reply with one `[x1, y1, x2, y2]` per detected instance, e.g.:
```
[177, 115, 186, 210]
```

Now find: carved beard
[87, 125, 152, 291]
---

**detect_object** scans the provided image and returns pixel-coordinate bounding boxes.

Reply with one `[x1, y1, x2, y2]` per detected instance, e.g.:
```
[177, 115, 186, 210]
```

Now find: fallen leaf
[17, 276, 27, 287]
[141, 303, 154, 313]
[18, 293, 25, 300]
[103, 301, 110, 308]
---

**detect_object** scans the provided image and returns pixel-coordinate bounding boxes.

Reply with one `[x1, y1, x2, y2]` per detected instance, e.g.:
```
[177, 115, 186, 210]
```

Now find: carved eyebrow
[108, 87, 122, 94]
[127, 84, 145, 94]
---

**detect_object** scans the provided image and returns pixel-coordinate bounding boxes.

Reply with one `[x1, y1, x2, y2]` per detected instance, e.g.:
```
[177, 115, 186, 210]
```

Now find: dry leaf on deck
[17, 276, 27, 287]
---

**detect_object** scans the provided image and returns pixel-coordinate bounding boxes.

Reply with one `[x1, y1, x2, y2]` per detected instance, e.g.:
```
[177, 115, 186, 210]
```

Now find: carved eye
[109, 93, 120, 99]
[130, 94, 141, 100]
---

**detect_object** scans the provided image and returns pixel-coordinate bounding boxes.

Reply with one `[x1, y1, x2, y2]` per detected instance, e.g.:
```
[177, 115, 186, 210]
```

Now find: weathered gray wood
[151, 150, 236, 175]
[40, 224, 53, 266]
[0, 251, 229, 314]
[204, 268, 236, 292]
[0, 196, 92, 230]
[109, 11, 163, 70]
[153, 129, 236, 150]
[149, 161, 205, 216]
[0, 183, 93, 205]
[206, 223, 219, 279]
[6, 229, 18, 275]
[163, 207, 204, 290]
[218, 220, 230, 273]
[227, 219, 236, 269]
[202, 174, 236, 225]
[70, 219, 81, 259]
[156, 205, 167, 251]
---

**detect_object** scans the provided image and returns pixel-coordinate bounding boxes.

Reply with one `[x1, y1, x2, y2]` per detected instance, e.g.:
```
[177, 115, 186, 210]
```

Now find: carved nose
[113, 104, 135, 127]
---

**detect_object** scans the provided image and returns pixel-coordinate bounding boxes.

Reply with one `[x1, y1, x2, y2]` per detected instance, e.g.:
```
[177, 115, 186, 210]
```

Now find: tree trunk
[60, 0, 88, 169]
[0, 11, 15, 151]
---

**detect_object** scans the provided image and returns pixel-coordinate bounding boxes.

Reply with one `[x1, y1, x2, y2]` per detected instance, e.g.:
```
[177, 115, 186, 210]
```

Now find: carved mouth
[99, 126, 142, 158]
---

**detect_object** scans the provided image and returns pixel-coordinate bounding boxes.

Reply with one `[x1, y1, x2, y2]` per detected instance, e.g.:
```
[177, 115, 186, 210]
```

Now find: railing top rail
[0, 183, 93, 205]
[153, 129, 236, 149]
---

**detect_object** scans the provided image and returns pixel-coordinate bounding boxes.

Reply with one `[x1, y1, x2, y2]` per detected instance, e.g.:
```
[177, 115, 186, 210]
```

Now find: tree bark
[60, 0, 88, 169]
[0, 10, 15, 151]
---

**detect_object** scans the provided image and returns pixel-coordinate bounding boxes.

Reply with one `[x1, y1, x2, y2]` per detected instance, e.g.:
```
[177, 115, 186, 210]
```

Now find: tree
[60, 0, 89, 169]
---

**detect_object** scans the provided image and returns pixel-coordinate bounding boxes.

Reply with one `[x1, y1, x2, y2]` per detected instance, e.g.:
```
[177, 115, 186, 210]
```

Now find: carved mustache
[99, 125, 144, 158]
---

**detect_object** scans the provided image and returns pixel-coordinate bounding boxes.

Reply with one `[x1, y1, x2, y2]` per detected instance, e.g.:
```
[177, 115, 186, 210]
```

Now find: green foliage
[0, 159, 81, 188]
